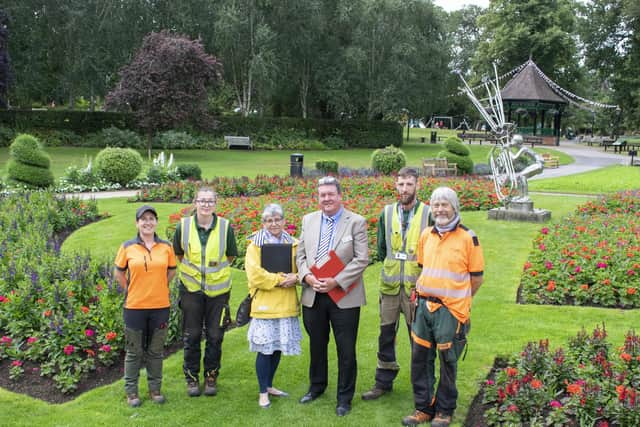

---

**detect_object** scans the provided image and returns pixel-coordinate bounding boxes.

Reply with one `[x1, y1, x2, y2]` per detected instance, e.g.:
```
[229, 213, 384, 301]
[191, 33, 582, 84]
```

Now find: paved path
[67, 141, 627, 200]
[530, 140, 627, 180]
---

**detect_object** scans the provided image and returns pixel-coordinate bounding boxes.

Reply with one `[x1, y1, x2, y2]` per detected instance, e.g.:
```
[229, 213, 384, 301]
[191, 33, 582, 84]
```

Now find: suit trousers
[302, 292, 360, 405]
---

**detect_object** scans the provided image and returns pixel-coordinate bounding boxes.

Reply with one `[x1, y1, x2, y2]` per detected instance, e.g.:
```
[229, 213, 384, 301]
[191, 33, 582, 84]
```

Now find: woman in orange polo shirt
[114, 205, 177, 407]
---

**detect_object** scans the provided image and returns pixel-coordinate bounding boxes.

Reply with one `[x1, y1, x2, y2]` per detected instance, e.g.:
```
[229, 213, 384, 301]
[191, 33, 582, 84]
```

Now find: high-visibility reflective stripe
[218, 218, 227, 264]
[411, 332, 433, 349]
[182, 216, 191, 252]
[377, 359, 400, 370]
[420, 267, 470, 283]
[437, 342, 452, 351]
[384, 204, 394, 259]
[416, 285, 471, 299]
[203, 261, 230, 274]
[381, 271, 418, 284]
[181, 273, 231, 292]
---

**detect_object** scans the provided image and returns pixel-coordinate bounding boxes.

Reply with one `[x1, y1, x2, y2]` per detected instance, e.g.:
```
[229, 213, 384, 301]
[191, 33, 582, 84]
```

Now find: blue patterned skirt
[247, 316, 302, 355]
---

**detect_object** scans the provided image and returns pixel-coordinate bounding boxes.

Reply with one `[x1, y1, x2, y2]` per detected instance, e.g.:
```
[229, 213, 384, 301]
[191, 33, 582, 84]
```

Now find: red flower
[85, 349, 96, 357]
[523, 261, 532, 270]
[105, 331, 117, 341]
[506, 404, 519, 412]
[81, 306, 90, 314]
[628, 288, 637, 295]
[1, 336, 12, 345]
[531, 379, 543, 389]
[43, 310, 52, 317]
[567, 383, 582, 395]
[100, 344, 112, 353]
[506, 367, 518, 377]
[546, 281, 556, 292]
[11, 360, 23, 367]
[580, 284, 589, 290]
[621, 352, 632, 362]
[63, 345, 75, 355]
[27, 337, 37, 344]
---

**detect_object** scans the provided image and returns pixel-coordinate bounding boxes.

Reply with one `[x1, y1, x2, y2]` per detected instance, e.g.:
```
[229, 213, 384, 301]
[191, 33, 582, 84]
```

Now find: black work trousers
[180, 285, 229, 381]
[302, 292, 360, 406]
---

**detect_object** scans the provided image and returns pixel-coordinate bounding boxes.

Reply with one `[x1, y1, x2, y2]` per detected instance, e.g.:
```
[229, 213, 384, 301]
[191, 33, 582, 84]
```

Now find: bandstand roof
[501, 60, 567, 105]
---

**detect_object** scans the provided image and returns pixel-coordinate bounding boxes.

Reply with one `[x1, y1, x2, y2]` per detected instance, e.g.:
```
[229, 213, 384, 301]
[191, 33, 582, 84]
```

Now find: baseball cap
[135, 205, 158, 221]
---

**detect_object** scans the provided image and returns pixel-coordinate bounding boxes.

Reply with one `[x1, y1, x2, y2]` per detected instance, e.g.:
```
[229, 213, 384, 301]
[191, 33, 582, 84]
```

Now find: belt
[420, 296, 443, 304]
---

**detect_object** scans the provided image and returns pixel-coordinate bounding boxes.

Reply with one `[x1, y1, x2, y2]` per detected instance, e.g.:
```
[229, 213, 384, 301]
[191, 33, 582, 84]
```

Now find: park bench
[541, 153, 559, 169]
[224, 135, 252, 150]
[457, 132, 496, 144]
[522, 135, 543, 147]
[602, 138, 624, 152]
[423, 158, 457, 177]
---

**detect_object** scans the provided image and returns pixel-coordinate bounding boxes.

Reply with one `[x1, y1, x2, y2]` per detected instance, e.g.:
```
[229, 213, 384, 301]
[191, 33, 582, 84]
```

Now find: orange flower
[43, 310, 52, 317]
[602, 279, 611, 285]
[81, 306, 90, 314]
[506, 367, 518, 377]
[580, 284, 589, 291]
[530, 270, 539, 277]
[546, 281, 556, 292]
[105, 331, 117, 341]
[85, 349, 96, 357]
[627, 288, 637, 295]
[531, 379, 543, 389]
[36, 298, 45, 304]
[67, 291, 75, 297]
[621, 352, 632, 362]
[567, 383, 582, 395]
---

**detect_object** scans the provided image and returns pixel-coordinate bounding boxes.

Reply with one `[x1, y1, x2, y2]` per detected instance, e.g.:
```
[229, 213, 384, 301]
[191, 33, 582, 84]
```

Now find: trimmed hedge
[9, 134, 51, 168]
[95, 147, 143, 185]
[371, 145, 407, 175]
[0, 110, 134, 134]
[437, 151, 474, 175]
[6, 159, 55, 187]
[315, 160, 339, 174]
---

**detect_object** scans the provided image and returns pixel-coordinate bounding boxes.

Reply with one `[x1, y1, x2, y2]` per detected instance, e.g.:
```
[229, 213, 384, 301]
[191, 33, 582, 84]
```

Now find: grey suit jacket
[296, 208, 369, 309]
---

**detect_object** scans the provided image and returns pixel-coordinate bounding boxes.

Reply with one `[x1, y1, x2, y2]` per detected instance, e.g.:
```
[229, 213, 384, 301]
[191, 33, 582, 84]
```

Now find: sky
[433, 0, 489, 12]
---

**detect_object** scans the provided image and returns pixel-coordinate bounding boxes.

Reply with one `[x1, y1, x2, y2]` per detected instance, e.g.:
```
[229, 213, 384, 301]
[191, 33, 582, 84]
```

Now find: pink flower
[27, 337, 37, 344]
[506, 404, 519, 412]
[0, 295, 6, 303]
[541, 227, 549, 235]
[63, 344, 75, 355]
[550, 400, 562, 408]
[539, 243, 546, 251]
[485, 379, 495, 386]
[100, 344, 112, 353]
[574, 266, 582, 273]
[85, 329, 95, 337]
[0, 336, 12, 345]
[11, 360, 23, 367]
[597, 262, 607, 269]
[544, 261, 553, 270]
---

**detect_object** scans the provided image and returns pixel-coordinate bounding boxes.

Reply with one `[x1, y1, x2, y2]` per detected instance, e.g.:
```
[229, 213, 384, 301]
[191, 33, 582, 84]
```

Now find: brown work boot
[186, 380, 201, 397]
[149, 390, 166, 404]
[126, 393, 141, 408]
[204, 372, 218, 396]
[361, 386, 389, 400]
[431, 413, 452, 427]
[401, 410, 433, 426]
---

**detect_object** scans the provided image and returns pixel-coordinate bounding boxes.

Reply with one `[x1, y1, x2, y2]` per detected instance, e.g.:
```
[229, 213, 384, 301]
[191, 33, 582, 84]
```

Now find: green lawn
[2, 190, 634, 427]
[0, 134, 572, 180]
[529, 164, 640, 194]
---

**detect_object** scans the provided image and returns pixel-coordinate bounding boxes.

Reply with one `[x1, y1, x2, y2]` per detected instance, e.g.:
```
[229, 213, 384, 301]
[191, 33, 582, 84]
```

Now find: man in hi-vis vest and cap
[173, 186, 238, 398]
[362, 167, 431, 401]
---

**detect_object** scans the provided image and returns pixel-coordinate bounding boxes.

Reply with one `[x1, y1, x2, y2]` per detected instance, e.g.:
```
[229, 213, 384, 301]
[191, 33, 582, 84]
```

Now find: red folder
[310, 250, 358, 303]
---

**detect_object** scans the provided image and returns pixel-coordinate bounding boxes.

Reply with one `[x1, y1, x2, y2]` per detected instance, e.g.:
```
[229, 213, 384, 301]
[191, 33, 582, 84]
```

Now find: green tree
[473, 0, 581, 91]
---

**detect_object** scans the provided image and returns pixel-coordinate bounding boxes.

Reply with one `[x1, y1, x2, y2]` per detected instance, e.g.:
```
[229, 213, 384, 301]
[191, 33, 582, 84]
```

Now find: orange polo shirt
[415, 224, 484, 323]
[114, 235, 177, 309]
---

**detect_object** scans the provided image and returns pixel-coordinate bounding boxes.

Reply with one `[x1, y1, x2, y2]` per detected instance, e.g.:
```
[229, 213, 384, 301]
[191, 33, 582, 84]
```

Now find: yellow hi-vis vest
[178, 216, 232, 297]
[380, 202, 429, 295]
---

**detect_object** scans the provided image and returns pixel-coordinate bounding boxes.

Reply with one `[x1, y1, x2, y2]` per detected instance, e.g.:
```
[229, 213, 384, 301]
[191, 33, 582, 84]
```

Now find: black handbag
[235, 292, 255, 327]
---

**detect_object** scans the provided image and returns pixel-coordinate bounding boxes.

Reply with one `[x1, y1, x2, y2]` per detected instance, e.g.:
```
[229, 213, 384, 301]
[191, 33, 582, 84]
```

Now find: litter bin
[290, 153, 304, 177]
[430, 131, 437, 143]
[420, 137, 426, 143]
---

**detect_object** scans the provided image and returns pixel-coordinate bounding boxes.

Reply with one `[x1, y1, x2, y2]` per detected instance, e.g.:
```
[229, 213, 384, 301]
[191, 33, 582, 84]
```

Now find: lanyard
[396, 203, 415, 249]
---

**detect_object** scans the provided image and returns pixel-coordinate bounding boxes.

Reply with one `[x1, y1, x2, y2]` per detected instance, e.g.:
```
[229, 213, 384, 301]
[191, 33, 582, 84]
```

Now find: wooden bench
[522, 135, 543, 147]
[423, 158, 457, 177]
[457, 132, 496, 145]
[541, 153, 559, 169]
[224, 135, 252, 149]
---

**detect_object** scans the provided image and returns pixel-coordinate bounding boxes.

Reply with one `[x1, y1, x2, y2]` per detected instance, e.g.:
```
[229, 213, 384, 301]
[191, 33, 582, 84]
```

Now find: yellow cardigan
[245, 240, 300, 319]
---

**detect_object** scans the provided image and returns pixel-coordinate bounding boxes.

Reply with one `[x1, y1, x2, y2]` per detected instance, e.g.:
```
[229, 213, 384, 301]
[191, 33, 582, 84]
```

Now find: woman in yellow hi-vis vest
[172, 187, 238, 398]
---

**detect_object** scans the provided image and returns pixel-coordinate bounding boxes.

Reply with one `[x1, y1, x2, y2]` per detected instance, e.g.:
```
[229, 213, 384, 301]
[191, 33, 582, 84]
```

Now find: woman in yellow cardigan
[245, 203, 302, 408]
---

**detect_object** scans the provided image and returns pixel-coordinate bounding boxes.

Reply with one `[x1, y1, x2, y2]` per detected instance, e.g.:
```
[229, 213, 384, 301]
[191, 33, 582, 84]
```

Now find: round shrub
[95, 147, 143, 185]
[371, 145, 406, 175]
[10, 134, 51, 168]
[99, 127, 144, 149]
[315, 160, 339, 174]
[436, 151, 473, 175]
[444, 136, 470, 156]
[6, 159, 55, 187]
[176, 163, 202, 180]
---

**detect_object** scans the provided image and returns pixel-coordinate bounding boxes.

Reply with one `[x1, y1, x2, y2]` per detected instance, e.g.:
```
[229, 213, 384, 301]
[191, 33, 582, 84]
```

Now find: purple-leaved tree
[106, 31, 222, 158]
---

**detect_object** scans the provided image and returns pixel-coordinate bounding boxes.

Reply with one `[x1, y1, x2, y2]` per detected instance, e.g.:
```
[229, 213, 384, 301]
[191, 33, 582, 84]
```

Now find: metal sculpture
[457, 64, 544, 203]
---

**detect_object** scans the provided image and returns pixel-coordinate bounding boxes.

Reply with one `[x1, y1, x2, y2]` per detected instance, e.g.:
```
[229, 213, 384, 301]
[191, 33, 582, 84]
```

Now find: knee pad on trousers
[148, 327, 168, 357]
[183, 328, 202, 346]
[125, 328, 144, 355]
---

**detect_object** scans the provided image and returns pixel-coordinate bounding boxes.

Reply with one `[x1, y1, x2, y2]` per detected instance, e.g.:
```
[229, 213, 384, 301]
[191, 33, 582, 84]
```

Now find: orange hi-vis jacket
[415, 223, 484, 324]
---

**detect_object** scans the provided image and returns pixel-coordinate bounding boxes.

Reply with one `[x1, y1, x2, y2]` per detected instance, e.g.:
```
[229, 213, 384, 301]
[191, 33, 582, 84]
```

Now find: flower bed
[161, 175, 500, 266]
[0, 191, 182, 393]
[474, 325, 640, 426]
[519, 190, 640, 308]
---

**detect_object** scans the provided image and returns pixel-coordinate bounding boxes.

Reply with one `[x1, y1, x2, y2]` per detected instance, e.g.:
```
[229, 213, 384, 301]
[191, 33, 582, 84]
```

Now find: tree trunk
[147, 133, 152, 160]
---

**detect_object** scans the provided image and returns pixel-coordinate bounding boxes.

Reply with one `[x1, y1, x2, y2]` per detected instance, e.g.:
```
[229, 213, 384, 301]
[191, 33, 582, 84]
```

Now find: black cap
[136, 205, 158, 221]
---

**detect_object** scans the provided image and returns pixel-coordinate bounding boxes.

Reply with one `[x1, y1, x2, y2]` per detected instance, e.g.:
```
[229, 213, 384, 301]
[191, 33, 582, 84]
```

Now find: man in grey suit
[296, 176, 369, 417]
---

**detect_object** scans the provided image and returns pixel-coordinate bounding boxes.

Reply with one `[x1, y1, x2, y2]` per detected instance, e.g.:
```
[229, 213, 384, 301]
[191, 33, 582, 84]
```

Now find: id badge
[394, 252, 408, 261]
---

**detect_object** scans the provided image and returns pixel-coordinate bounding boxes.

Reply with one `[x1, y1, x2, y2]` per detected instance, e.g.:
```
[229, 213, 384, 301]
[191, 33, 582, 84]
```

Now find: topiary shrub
[95, 147, 143, 185]
[315, 160, 339, 174]
[371, 145, 406, 175]
[444, 136, 470, 156]
[176, 163, 202, 180]
[99, 126, 145, 149]
[7, 134, 54, 187]
[436, 151, 474, 175]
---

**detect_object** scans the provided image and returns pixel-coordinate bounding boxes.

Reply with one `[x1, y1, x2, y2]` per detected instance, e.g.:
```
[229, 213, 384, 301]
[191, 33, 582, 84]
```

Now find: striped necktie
[316, 217, 335, 261]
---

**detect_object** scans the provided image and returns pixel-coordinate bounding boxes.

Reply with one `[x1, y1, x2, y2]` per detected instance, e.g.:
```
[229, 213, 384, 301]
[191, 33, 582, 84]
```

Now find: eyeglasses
[195, 199, 216, 206]
[318, 176, 338, 185]
[264, 217, 284, 224]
